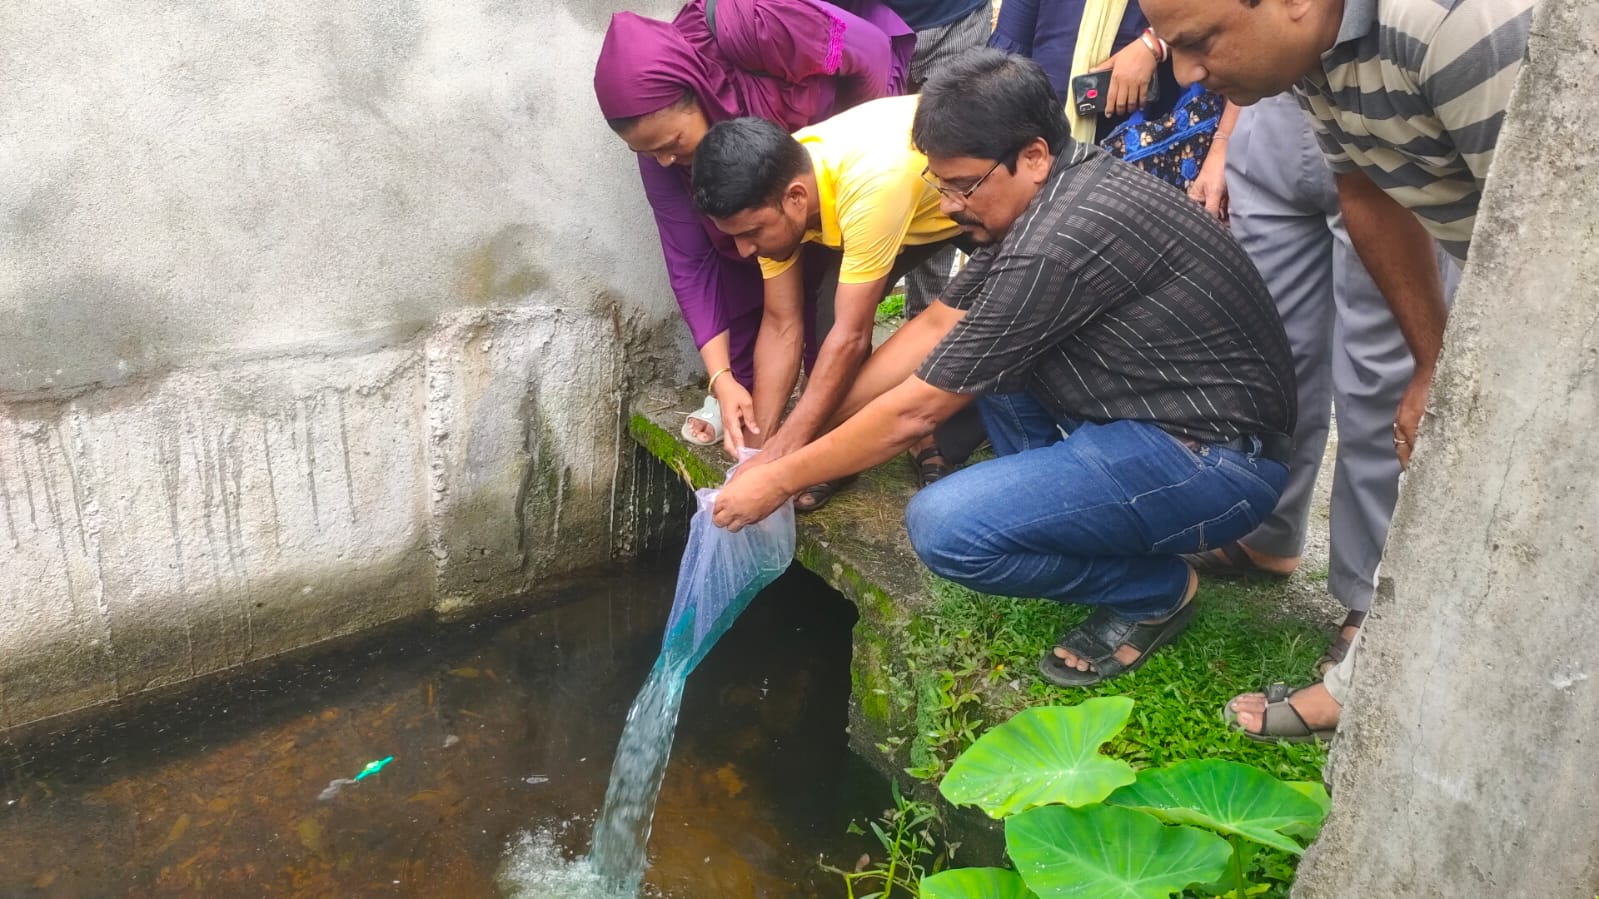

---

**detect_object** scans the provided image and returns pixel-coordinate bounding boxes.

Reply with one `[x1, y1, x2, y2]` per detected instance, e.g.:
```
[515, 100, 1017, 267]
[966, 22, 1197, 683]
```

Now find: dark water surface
[0, 561, 884, 898]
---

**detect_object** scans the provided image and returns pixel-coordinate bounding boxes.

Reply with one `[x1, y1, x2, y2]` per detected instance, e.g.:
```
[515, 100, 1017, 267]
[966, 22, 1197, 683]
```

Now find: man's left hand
[1187, 161, 1229, 224]
[1394, 368, 1433, 469]
[712, 464, 790, 532]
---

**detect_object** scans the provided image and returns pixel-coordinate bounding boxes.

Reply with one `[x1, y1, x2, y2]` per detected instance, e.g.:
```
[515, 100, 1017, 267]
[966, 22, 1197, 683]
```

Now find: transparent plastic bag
[659, 452, 796, 675]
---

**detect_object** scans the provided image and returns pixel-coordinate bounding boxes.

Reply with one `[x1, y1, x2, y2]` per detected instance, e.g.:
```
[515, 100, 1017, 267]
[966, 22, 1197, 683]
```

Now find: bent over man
[713, 49, 1297, 686]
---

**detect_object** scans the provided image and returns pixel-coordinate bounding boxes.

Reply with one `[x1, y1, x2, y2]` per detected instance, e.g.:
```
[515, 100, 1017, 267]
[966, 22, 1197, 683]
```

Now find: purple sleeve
[823, 0, 915, 103]
[637, 156, 733, 349]
[716, 0, 912, 104]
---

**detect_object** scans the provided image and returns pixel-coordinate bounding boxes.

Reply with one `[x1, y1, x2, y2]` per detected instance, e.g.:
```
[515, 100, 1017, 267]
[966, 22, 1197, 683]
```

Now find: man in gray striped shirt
[713, 50, 1297, 686]
[1144, 0, 1532, 461]
[1141, 0, 1531, 738]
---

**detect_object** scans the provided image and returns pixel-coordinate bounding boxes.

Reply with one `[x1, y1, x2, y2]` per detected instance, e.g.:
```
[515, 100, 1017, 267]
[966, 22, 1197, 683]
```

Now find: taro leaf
[1105, 759, 1326, 855]
[1006, 804, 1231, 898]
[1279, 781, 1331, 843]
[920, 867, 1039, 899]
[939, 698, 1137, 817]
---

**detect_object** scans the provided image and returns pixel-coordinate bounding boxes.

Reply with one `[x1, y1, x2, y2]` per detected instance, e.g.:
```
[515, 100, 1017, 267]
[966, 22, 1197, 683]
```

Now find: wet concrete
[0, 560, 883, 898]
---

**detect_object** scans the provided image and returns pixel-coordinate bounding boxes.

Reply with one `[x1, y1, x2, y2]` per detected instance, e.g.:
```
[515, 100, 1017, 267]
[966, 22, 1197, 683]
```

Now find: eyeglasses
[921, 158, 1005, 203]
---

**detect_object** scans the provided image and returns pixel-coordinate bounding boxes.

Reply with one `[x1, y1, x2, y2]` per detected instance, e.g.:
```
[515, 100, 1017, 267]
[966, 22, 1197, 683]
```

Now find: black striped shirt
[917, 144, 1296, 444]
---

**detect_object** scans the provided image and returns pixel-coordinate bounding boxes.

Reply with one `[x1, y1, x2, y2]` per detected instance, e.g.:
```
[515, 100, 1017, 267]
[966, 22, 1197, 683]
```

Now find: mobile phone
[1070, 70, 1161, 117]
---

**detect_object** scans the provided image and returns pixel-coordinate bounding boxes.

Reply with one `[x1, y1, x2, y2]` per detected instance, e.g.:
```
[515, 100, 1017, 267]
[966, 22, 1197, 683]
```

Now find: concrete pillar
[1294, 1, 1599, 895]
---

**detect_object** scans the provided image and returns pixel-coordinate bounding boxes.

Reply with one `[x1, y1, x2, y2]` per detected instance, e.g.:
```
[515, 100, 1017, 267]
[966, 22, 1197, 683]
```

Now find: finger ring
[1394, 437, 1408, 445]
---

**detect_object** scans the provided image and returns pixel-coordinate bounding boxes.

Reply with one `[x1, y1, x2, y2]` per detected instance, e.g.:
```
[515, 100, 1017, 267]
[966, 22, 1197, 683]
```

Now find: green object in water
[353, 756, 394, 781]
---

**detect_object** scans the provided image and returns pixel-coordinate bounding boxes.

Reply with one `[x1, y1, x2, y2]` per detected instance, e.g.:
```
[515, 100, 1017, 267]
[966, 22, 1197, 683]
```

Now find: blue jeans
[905, 393, 1288, 620]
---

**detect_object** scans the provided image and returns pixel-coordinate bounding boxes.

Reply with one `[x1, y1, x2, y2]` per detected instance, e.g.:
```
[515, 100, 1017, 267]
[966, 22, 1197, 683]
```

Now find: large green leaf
[1105, 759, 1327, 855]
[1279, 780, 1331, 843]
[939, 698, 1137, 817]
[920, 867, 1039, 899]
[1006, 804, 1231, 898]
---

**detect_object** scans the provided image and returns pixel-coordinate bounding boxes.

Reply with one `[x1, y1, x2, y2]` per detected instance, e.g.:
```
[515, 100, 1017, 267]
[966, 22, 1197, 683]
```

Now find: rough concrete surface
[0, 0, 696, 732]
[1295, 3, 1599, 896]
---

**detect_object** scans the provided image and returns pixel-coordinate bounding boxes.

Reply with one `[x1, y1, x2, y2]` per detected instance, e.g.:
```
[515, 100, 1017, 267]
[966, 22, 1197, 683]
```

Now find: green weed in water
[823, 780, 948, 899]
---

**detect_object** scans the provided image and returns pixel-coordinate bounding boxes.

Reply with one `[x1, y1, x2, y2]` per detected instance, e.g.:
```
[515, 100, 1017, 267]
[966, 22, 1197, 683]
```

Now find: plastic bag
[658, 453, 796, 675]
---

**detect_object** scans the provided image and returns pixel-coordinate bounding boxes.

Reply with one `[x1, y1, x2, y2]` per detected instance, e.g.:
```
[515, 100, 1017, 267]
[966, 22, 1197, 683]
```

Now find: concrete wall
[1296, 1, 1599, 895]
[0, 0, 695, 732]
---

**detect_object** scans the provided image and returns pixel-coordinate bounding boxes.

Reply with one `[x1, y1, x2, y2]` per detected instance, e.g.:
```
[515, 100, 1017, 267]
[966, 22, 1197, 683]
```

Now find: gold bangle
[706, 366, 733, 394]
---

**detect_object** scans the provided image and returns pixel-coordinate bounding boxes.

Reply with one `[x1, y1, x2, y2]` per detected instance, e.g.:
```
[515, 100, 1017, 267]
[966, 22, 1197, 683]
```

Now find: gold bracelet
[706, 366, 733, 394]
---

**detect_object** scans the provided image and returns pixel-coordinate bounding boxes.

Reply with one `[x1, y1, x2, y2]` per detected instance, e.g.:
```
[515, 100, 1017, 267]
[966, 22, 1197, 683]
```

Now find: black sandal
[911, 445, 955, 487]
[1037, 601, 1198, 687]
[793, 475, 857, 513]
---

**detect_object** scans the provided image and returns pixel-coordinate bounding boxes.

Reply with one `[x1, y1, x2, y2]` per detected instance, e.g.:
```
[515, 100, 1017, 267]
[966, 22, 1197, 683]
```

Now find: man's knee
[905, 482, 970, 577]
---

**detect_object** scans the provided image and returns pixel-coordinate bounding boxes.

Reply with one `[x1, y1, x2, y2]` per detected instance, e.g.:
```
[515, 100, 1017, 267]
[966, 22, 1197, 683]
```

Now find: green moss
[628, 413, 722, 490]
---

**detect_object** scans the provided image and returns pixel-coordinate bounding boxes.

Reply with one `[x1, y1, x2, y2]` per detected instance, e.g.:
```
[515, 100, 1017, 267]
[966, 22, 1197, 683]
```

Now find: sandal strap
[1259, 691, 1317, 738]
[1055, 609, 1128, 667]
[912, 445, 946, 465]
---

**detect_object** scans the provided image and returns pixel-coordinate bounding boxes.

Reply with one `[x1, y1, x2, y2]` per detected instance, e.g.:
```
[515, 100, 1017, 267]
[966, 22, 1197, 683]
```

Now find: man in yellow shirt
[690, 94, 972, 508]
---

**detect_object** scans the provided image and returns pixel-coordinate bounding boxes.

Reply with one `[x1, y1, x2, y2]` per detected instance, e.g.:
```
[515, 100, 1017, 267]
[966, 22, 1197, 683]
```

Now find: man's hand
[1186, 159, 1229, 223]
[712, 463, 791, 532]
[1336, 169, 1449, 471]
[712, 375, 760, 457]
[1092, 40, 1158, 117]
[1394, 368, 1432, 469]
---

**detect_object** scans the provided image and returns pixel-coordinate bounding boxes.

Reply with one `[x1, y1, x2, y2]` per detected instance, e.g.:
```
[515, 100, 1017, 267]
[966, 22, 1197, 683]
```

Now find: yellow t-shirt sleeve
[758, 254, 799, 279]
[835, 167, 921, 285]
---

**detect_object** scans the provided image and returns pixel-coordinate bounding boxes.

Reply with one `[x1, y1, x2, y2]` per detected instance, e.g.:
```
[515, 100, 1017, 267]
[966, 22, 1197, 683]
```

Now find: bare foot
[685, 416, 716, 444]
[1229, 681, 1342, 734]
[1054, 565, 1198, 672]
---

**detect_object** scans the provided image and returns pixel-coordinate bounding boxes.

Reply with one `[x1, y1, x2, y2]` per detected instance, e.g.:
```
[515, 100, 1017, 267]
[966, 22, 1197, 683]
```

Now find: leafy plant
[826, 779, 948, 899]
[919, 697, 1327, 899]
[876, 292, 907, 321]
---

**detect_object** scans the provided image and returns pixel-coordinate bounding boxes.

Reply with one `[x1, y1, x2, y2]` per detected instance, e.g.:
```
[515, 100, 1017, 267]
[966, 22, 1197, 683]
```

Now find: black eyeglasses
[921, 158, 1005, 203]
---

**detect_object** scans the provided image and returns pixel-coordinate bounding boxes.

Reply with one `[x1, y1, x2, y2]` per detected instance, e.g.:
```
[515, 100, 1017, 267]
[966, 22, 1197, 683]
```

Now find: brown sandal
[1179, 542, 1291, 581]
[1315, 609, 1366, 676]
[1223, 682, 1337, 744]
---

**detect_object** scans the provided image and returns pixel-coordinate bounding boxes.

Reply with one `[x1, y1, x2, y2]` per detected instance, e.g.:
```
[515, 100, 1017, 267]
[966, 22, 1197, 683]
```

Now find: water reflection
[0, 561, 877, 898]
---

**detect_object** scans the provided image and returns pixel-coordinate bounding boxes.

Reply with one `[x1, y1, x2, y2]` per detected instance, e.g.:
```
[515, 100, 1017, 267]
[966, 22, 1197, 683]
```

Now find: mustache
[950, 212, 981, 228]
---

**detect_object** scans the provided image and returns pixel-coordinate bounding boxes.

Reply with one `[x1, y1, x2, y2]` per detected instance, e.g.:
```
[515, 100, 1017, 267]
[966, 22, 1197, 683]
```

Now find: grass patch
[901, 576, 1328, 783]
[893, 576, 1330, 897]
[876, 292, 906, 322]
[895, 569, 1330, 889]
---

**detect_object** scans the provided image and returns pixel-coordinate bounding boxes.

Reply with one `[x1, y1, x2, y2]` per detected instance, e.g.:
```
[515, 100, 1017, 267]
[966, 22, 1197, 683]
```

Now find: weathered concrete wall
[0, 1, 695, 732]
[1295, 2, 1599, 896]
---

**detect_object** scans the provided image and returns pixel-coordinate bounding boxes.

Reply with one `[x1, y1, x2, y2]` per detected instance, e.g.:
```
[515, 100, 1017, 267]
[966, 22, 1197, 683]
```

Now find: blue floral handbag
[1102, 83, 1225, 191]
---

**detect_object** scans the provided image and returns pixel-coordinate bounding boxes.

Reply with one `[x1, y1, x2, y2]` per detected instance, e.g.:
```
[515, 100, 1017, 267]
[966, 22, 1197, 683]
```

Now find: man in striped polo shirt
[710, 50, 1297, 686]
[1140, 0, 1533, 738]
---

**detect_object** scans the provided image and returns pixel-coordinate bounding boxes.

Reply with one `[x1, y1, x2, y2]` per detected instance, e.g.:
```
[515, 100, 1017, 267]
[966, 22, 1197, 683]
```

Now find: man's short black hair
[912, 48, 1072, 163]
[691, 117, 812, 218]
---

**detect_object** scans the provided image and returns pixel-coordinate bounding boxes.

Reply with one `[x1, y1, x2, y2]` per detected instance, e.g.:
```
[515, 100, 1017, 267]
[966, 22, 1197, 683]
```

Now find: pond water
[0, 561, 888, 898]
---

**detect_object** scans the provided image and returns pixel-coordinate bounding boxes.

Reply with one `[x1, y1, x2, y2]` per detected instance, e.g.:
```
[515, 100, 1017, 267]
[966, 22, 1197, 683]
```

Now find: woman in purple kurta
[595, 0, 913, 446]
